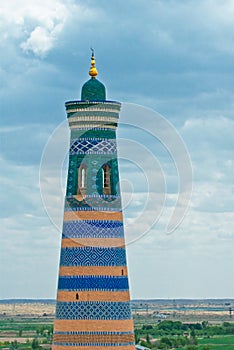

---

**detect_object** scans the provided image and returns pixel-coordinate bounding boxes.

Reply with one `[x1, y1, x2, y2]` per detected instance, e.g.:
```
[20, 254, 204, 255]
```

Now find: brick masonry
[52, 96, 135, 349]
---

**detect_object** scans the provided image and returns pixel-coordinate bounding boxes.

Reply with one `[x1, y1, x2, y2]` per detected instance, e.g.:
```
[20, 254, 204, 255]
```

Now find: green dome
[81, 78, 106, 101]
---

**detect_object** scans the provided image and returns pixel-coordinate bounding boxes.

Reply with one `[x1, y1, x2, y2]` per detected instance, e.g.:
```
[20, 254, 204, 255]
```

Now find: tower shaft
[52, 99, 135, 349]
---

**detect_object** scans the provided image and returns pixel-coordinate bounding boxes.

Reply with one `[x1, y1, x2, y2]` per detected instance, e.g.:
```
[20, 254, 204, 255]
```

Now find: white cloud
[21, 25, 59, 56]
[0, 0, 97, 57]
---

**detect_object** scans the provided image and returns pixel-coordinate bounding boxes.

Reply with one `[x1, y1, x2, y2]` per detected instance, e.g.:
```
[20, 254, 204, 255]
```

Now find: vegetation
[134, 320, 234, 349]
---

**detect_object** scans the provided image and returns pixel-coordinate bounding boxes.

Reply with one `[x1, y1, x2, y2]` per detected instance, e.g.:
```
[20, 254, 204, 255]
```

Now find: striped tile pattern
[52, 101, 135, 349]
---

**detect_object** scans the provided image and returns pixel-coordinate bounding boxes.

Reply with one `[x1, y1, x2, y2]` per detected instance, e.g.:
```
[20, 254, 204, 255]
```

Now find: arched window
[81, 168, 86, 188]
[78, 164, 87, 195]
[102, 164, 111, 195]
[76, 293, 79, 300]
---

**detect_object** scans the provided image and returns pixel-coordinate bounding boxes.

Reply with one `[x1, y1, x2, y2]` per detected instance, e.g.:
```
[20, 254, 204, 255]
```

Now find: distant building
[183, 331, 190, 338]
[136, 345, 151, 350]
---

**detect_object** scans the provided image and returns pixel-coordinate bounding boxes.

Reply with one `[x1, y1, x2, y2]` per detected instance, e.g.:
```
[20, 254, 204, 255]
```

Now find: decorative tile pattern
[71, 129, 116, 141]
[58, 276, 129, 291]
[66, 153, 120, 197]
[60, 247, 127, 267]
[53, 342, 135, 347]
[69, 123, 117, 131]
[71, 127, 117, 132]
[68, 117, 118, 128]
[55, 301, 132, 320]
[52, 334, 135, 345]
[53, 331, 135, 345]
[62, 220, 124, 239]
[65, 195, 121, 212]
[70, 138, 116, 155]
[65, 100, 121, 113]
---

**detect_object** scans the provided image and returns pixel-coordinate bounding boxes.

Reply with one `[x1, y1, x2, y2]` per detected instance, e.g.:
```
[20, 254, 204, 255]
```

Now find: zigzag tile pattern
[58, 276, 129, 291]
[60, 247, 127, 267]
[70, 138, 116, 155]
[53, 342, 135, 347]
[53, 342, 135, 350]
[62, 220, 124, 239]
[55, 301, 132, 320]
[54, 331, 134, 335]
[53, 332, 135, 344]
[65, 196, 122, 212]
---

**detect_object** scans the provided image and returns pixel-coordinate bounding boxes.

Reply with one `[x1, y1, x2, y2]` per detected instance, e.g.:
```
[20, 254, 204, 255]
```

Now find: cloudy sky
[1, 0, 234, 300]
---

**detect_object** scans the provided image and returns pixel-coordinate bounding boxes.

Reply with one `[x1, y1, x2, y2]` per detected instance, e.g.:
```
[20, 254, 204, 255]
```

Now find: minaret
[52, 51, 135, 349]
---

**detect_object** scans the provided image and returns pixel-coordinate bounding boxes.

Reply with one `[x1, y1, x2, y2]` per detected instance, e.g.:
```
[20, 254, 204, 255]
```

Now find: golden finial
[89, 48, 98, 78]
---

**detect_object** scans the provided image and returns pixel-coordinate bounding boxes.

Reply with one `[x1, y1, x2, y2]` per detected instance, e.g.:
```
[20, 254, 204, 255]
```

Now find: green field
[155, 335, 234, 350]
[177, 337, 234, 350]
[196, 334, 234, 349]
[0, 317, 53, 350]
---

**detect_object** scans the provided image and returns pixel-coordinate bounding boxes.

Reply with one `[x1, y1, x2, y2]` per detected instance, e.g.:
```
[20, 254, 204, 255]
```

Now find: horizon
[1, 298, 234, 302]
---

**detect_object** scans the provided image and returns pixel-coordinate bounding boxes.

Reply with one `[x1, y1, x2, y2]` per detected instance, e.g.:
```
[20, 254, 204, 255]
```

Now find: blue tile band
[55, 301, 132, 320]
[60, 247, 127, 267]
[62, 220, 124, 239]
[58, 276, 129, 291]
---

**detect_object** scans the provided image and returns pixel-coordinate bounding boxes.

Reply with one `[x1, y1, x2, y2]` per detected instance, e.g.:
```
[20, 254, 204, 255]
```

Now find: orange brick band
[61, 238, 125, 248]
[57, 290, 130, 302]
[53, 333, 134, 343]
[54, 319, 134, 333]
[59, 266, 128, 276]
[63, 211, 123, 221]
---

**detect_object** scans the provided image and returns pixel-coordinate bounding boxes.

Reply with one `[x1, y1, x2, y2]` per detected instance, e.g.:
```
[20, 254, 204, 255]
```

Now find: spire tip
[89, 48, 98, 78]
